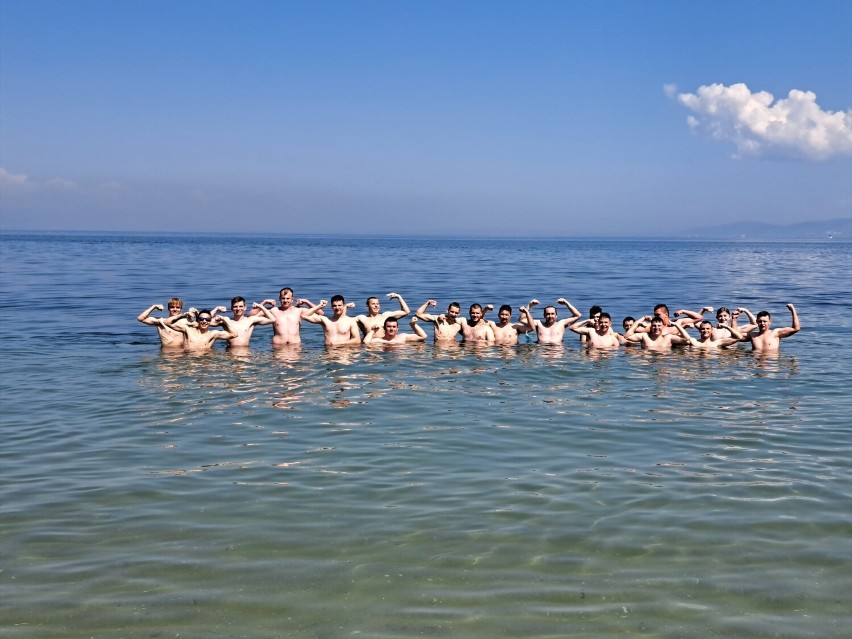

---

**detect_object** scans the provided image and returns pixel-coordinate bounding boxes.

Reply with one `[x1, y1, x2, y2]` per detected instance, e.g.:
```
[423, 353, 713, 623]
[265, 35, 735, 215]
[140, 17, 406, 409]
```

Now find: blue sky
[1, 0, 850, 236]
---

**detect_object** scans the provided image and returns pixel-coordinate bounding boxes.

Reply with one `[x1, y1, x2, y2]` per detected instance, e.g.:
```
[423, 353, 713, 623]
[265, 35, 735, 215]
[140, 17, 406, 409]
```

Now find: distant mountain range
[681, 217, 851, 240]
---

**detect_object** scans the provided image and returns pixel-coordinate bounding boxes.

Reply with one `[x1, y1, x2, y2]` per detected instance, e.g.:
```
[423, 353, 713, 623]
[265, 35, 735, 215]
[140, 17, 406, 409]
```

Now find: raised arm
[301, 300, 328, 324]
[137, 303, 164, 325]
[556, 298, 582, 327]
[415, 299, 439, 322]
[214, 316, 239, 341]
[408, 317, 428, 342]
[251, 302, 275, 325]
[569, 318, 593, 335]
[625, 315, 650, 342]
[161, 312, 193, 333]
[519, 304, 537, 332]
[386, 293, 411, 319]
[674, 307, 708, 322]
[363, 325, 380, 344]
[777, 303, 800, 339]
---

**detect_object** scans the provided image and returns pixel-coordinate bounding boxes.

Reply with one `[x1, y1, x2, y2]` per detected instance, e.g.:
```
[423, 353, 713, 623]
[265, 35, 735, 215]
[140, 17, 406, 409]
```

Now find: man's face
[655, 308, 670, 323]
[543, 307, 557, 325]
[232, 301, 246, 318]
[367, 298, 381, 314]
[168, 302, 183, 316]
[650, 319, 664, 336]
[498, 309, 511, 324]
[279, 291, 293, 309]
[592, 312, 601, 328]
[699, 323, 713, 339]
[757, 315, 771, 332]
[384, 321, 399, 338]
[598, 317, 611, 332]
[446, 305, 460, 321]
[469, 307, 482, 322]
[332, 300, 345, 317]
[717, 310, 731, 325]
[622, 319, 634, 332]
[196, 315, 212, 332]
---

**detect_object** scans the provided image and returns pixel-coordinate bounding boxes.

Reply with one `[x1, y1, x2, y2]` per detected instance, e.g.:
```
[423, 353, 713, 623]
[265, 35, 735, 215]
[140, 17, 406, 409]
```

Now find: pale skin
[570, 316, 621, 349]
[302, 299, 362, 346]
[459, 305, 496, 343]
[740, 304, 800, 352]
[416, 300, 463, 342]
[138, 300, 188, 348]
[487, 307, 532, 345]
[674, 321, 744, 349]
[363, 317, 428, 345]
[220, 300, 275, 347]
[253, 289, 321, 346]
[625, 316, 689, 351]
[519, 298, 582, 345]
[356, 293, 410, 338]
[162, 310, 238, 351]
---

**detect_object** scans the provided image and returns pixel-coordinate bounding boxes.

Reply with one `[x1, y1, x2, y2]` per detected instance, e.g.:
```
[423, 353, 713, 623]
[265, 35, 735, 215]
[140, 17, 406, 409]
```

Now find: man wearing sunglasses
[161, 309, 238, 351]
[137, 297, 189, 349]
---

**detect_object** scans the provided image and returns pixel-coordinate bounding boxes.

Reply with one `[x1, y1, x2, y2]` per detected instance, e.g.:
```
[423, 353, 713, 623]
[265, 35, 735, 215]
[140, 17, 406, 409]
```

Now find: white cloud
[672, 83, 852, 160]
[0, 167, 79, 191]
[0, 167, 32, 188]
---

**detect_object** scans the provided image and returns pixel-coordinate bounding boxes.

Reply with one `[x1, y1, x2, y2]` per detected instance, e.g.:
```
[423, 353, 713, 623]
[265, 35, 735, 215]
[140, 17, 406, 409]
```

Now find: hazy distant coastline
[681, 217, 851, 240]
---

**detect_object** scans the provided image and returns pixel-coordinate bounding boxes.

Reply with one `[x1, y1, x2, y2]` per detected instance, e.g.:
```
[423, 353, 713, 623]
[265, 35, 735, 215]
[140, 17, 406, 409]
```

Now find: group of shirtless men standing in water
[138, 287, 800, 353]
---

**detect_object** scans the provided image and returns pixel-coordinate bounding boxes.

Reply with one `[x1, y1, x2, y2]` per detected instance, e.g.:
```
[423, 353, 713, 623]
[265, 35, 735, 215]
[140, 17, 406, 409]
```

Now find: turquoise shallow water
[1, 233, 851, 638]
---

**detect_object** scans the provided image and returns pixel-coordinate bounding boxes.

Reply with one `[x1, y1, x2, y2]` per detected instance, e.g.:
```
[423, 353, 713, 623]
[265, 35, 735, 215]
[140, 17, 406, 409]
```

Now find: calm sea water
[1, 233, 851, 638]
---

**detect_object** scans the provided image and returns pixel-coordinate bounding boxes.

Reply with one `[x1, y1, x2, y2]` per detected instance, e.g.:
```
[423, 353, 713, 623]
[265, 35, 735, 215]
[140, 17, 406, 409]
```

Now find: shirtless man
[459, 303, 496, 343]
[161, 308, 238, 351]
[674, 319, 743, 349]
[363, 316, 428, 346]
[520, 297, 582, 345]
[570, 312, 621, 348]
[739, 304, 800, 352]
[625, 315, 689, 351]
[487, 305, 532, 345]
[416, 299, 463, 343]
[137, 297, 188, 348]
[212, 296, 275, 347]
[579, 305, 603, 343]
[254, 287, 321, 346]
[302, 295, 362, 346]
[355, 292, 411, 338]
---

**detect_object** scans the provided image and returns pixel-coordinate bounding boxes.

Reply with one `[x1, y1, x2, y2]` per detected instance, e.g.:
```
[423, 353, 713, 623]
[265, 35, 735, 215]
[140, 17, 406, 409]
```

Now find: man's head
[543, 306, 558, 325]
[716, 307, 731, 325]
[366, 296, 381, 314]
[231, 296, 246, 318]
[756, 311, 771, 331]
[469, 303, 483, 323]
[195, 309, 213, 331]
[498, 304, 512, 324]
[167, 297, 183, 316]
[597, 312, 612, 333]
[331, 295, 346, 317]
[622, 316, 635, 332]
[653, 304, 670, 323]
[589, 305, 603, 327]
[649, 315, 665, 336]
[698, 320, 714, 339]
[279, 287, 294, 309]
[446, 302, 461, 321]
[383, 316, 399, 338]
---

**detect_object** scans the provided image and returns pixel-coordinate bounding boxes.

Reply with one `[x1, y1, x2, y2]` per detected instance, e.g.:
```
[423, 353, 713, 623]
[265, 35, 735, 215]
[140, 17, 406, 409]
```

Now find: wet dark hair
[499, 304, 512, 314]
[331, 295, 345, 304]
[756, 311, 771, 320]
[383, 316, 399, 328]
[589, 305, 602, 317]
[231, 296, 245, 306]
[653, 304, 669, 315]
[599, 312, 611, 321]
